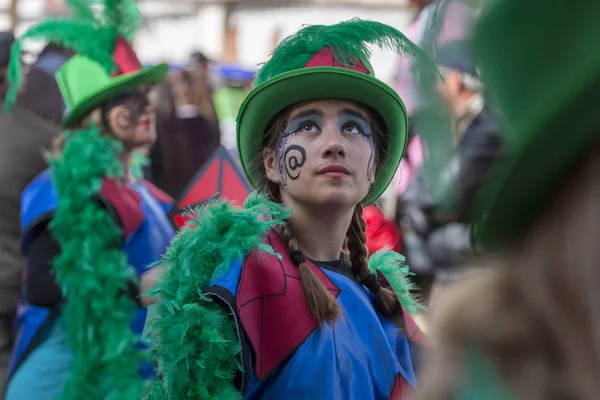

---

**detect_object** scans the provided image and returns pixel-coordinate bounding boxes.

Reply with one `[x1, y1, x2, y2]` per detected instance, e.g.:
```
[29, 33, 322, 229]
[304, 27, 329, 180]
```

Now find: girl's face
[103, 88, 156, 149]
[264, 99, 379, 210]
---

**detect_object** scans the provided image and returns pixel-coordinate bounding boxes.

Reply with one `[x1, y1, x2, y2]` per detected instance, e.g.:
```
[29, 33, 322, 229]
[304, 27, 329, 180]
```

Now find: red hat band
[303, 47, 371, 75]
[112, 36, 143, 76]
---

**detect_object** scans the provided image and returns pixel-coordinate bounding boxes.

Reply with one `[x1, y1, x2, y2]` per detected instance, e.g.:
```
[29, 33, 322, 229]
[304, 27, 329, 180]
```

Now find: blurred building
[0, 0, 417, 84]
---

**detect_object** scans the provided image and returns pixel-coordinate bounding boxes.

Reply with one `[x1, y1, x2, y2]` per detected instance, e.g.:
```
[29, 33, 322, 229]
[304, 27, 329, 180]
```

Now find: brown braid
[347, 203, 402, 318]
[276, 222, 342, 326]
[265, 176, 342, 326]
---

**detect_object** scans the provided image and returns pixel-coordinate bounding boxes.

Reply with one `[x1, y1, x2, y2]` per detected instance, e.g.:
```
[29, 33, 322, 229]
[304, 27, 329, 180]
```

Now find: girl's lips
[318, 164, 351, 175]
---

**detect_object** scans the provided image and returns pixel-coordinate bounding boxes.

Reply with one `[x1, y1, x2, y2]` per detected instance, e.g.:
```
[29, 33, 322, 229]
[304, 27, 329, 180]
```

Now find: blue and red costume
[207, 228, 427, 399]
[8, 169, 175, 380]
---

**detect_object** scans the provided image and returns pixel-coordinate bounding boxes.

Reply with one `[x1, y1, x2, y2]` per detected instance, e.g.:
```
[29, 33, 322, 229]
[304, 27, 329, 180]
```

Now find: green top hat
[57, 55, 168, 128]
[236, 19, 437, 205]
[471, 0, 600, 250]
[4, 0, 143, 111]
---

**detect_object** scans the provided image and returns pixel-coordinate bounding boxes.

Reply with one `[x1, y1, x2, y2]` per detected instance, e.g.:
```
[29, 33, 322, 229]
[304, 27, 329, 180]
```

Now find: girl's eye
[342, 123, 360, 134]
[300, 122, 318, 133]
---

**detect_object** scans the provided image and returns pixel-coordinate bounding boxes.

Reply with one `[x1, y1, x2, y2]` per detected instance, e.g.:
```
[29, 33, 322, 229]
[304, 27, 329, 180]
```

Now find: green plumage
[144, 195, 291, 400]
[368, 249, 424, 315]
[3, 0, 141, 111]
[50, 125, 145, 400]
[129, 151, 150, 181]
[66, 0, 141, 41]
[255, 18, 438, 86]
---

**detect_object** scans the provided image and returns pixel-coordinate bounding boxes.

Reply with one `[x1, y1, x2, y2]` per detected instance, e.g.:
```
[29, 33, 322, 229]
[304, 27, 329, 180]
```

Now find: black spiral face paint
[283, 144, 307, 180]
[102, 90, 149, 136]
[110, 105, 138, 133]
[278, 133, 307, 188]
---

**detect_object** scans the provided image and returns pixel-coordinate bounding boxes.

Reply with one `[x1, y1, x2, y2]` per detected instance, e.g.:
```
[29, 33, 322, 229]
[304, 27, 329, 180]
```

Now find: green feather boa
[145, 196, 421, 399]
[144, 195, 291, 399]
[50, 124, 145, 400]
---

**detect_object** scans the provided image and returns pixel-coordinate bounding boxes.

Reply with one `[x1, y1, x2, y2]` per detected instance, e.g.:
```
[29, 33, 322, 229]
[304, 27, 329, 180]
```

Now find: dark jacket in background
[427, 106, 502, 269]
[16, 45, 74, 125]
[149, 113, 221, 200]
[0, 104, 59, 397]
[400, 107, 502, 274]
[0, 105, 58, 312]
[0, 44, 71, 397]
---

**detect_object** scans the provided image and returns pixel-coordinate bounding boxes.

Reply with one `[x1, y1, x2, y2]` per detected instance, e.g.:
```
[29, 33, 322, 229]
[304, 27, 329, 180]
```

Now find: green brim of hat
[236, 66, 408, 206]
[61, 63, 169, 128]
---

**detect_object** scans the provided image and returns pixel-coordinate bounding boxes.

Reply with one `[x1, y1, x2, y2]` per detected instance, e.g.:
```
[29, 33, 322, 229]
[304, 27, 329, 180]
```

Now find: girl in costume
[146, 19, 436, 400]
[417, 0, 600, 399]
[4, 2, 175, 399]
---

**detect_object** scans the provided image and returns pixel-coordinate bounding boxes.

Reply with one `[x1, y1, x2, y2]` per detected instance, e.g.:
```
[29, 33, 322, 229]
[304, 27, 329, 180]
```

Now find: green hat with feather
[4, 0, 167, 124]
[236, 19, 437, 205]
[470, 0, 600, 250]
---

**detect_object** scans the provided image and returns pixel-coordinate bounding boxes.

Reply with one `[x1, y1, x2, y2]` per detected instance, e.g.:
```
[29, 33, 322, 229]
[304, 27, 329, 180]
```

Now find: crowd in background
[0, 0, 503, 396]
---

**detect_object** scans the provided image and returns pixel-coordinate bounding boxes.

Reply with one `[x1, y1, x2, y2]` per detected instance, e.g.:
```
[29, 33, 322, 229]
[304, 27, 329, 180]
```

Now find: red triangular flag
[221, 160, 251, 207]
[177, 159, 220, 209]
[169, 145, 252, 229]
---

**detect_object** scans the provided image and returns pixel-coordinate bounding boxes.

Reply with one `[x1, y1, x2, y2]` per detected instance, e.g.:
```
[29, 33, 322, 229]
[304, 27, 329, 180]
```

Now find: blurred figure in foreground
[418, 0, 600, 398]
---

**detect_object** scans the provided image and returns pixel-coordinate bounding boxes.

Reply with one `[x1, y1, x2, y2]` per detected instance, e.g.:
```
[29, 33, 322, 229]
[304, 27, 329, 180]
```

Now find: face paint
[102, 90, 150, 136]
[285, 111, 323, 135]
[275, 104, 376, 189]
[338, 110, 375, 183]
[365, 135, 375, 183]
[338, 110, 371, 136]
[283, 144, 307, 181]
[277, 111, 322, 187]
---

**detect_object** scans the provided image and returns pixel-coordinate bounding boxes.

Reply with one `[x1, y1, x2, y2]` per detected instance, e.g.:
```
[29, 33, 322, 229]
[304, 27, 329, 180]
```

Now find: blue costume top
[206, 228, 426, 399]
[8, 169, 175, 379]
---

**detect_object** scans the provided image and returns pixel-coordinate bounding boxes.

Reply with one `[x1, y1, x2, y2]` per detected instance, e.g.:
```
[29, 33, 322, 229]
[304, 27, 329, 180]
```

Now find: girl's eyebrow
[288, 109, 324, 122]
[340, 108, 369, 123]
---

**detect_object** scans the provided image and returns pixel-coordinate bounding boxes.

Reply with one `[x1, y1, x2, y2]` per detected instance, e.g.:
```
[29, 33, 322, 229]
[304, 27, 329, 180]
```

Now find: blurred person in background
[212, 63, 255, 151]
[15, 44, 74, 124]
[4, 0, 175, 398]
[400, 40, 502, 312]
[0, 32, 74, 397]
[5, 47, 174, 400]
[148, 51, 221, 199]
[426, 40, 502, 274]
[417, 0, 600, 398]
[392, 0, 481, 310]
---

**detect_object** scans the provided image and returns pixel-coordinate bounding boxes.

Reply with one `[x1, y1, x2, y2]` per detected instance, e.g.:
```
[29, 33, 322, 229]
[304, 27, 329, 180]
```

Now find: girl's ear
[263, 147, 281, 184]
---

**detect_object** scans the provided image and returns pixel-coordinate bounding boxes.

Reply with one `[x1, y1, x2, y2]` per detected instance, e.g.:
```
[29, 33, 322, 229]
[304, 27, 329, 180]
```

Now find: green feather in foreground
[50, 125, 145, 400]
[368, 249, 424, 316]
